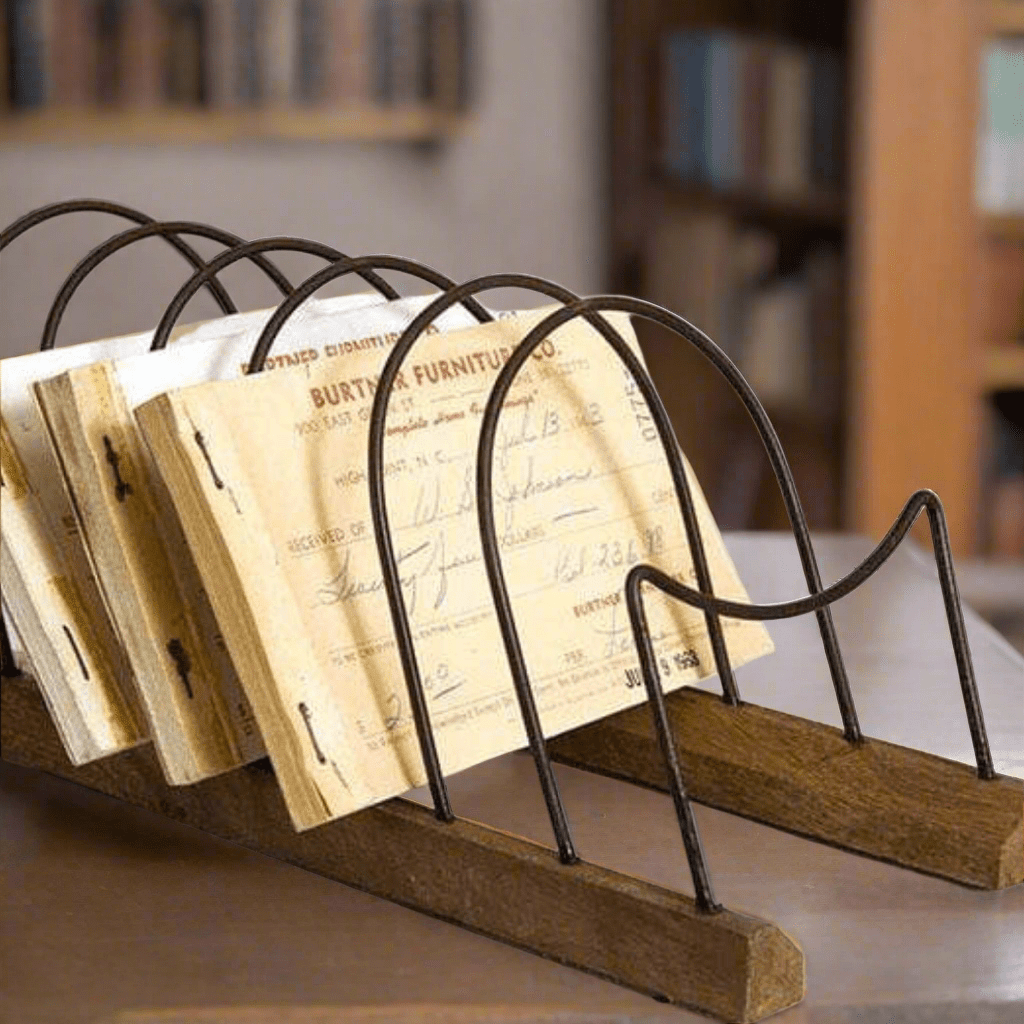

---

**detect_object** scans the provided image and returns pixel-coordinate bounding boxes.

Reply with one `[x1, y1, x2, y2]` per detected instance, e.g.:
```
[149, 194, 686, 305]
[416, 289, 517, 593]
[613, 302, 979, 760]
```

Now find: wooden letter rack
[2, 202, 1021, 1024]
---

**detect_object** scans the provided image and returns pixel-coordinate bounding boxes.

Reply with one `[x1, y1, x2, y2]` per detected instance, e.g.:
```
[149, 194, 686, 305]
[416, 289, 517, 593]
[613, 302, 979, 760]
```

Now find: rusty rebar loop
[150, 238, 402, 352]
[245, 254, 492, 823]
[40, 221, 296, 351]
[0, 199, 234, 314]
[508, 296, 862, 743]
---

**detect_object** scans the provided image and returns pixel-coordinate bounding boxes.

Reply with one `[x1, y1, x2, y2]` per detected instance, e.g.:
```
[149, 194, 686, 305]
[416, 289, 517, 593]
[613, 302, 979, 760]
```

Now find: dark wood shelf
[657, 174, 846, 230]
[985, 213, 1024, 242]
[989, 0, 1024, 35]
[985, 345, 1024, 390]
[0, 106, 467, 146]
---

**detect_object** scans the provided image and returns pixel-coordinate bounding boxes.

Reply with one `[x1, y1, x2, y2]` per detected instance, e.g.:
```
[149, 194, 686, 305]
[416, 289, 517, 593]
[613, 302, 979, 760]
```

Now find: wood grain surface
[3, 535, 1021, 1024]
[0, 675, 804, 1024]
[549, 688, 1024, 889]
[111, 1008, 688, 1023]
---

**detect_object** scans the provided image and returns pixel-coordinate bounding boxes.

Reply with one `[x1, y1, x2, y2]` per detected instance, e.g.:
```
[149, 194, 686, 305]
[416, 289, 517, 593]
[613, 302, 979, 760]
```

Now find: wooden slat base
[0, 675, 804, 1024]
[549, 688, 1024, 891]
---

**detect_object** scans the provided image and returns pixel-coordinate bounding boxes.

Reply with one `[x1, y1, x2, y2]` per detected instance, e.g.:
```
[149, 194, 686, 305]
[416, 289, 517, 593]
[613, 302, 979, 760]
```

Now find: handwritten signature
[315, 531, 483, 615]
[493, 455, 595, 532]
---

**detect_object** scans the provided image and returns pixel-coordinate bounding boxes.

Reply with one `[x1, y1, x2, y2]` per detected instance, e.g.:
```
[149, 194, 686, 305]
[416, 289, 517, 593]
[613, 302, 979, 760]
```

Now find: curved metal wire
[39, 221, 296, 351]
[0, 199, 235, 313]
[487, 294, 862, 740]
[453, 283, 726, 899]
[363, 275, 763, 865]
[245, 254, 491, 822]
[149, 238, 401, 352]
[622, 489, 995, 779]
[0, 202, 241, 675]
[485, 298, 995, 783]
[246, 254, 491, 373]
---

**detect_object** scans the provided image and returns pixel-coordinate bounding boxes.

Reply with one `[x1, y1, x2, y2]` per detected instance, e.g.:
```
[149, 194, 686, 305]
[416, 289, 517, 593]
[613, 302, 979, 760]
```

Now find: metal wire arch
[1, 203, 235, 675]
[39, 221, 295, 351]
[0, 199, 235, 315]
[359, 276, 733, 884]
[482, 297, 994, 782]
[149, 237, 401, 352]
[245, 254, 492, 373]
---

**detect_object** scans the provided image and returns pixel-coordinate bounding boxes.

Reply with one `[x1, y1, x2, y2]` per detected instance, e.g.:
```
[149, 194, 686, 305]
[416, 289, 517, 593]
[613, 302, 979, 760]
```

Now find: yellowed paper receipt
[139, 308, 773, 829]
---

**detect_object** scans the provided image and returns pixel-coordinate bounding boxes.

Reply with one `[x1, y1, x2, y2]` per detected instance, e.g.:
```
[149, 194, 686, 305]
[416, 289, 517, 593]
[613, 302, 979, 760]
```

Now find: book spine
[204, 0, 237, 107]
[978, 41, 1024, 212]
[7, 0, 48, 108]
[453, 0, 470, 110]
[727, 36, 747, 187]
[415, 0, 435, 104]
[51, 0, 99, 106]
[326, 0, 371, 107]
[371, 0, 395, 104]
[688, 30, 709, 182]
[738, 270, 812, 413]
[264, 0, 298, 105]
[0, 1, 8, 109]
[165, 0, 205, 105]
[430, 0, 456, 112]
[234, 0, 261, 105]
[94, 0, 125, 105]
[296, 0, 324, 104]
[741, 38, 769, 189]
[122, 0, 165, 107]
[805, 244, 844, 421]
[707, 33, 736, 188]
[391, 0, 418, 106]
[810, 47, 843, 189]
[661, 32, 687, 179]
[766, 43, 812, 194]
[36, 0, 55, 102]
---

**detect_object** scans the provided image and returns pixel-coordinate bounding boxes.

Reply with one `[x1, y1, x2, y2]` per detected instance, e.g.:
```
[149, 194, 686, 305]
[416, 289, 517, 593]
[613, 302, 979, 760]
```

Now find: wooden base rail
[0, 675, 804, 1024]
[550, 688, 1024, 891]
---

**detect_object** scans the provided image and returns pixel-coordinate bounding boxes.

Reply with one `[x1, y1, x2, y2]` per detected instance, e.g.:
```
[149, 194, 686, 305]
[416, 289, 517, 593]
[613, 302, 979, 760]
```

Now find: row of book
[987, 393, 1024, 560]
[981, 230, 1024, 559]
[643, 207, 844, 531]
[659, 30, 844, 197]
[645, 207, 843, 418]
[977, 38, 1024, 214]
[1, 209, 773, 836]
[2, 0, 472, 113]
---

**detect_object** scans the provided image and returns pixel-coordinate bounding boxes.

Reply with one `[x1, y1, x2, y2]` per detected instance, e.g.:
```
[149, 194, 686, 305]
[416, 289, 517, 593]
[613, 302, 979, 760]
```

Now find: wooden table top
[2, 533, 1022, 1024]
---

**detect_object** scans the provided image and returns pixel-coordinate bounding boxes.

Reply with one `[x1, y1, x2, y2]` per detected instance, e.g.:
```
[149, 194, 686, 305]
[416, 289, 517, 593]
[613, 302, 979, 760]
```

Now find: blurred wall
[0, 0, 605, 357]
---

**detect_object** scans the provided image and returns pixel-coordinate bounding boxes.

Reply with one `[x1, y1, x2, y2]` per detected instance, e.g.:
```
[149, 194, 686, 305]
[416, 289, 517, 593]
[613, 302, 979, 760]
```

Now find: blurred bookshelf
[987, 213, 1024, 242]
[609, 0, 991, 554]
[0, 105, 463, 144]
[984, 347, 1024, 391]
[978, 0, 1024, 567]
[988, 0, 1024, 35]
[609, 0, 852, 535]
[1, 1, 473, 146]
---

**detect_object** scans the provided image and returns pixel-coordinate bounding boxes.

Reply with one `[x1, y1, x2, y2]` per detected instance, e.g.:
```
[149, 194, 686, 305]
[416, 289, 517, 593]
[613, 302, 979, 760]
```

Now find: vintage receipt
[138, 307, 773, 829]
[34, 294, 478, 783]
[1, 292, 380, 766]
